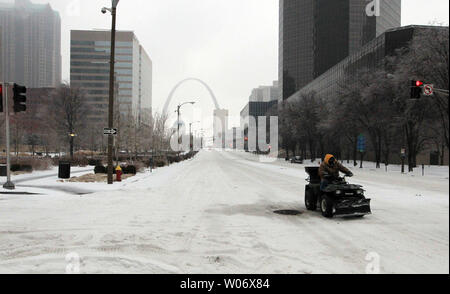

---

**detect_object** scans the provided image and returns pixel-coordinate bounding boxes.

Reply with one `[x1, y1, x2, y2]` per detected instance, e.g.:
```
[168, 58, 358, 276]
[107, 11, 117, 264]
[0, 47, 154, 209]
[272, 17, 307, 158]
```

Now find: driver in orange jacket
[319, 154, 353, 191]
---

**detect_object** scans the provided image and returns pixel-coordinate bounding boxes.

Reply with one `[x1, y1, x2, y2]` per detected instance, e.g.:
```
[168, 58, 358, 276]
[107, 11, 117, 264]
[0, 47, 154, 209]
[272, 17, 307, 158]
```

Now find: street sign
[104, 128, 118, 135]
[423, 84, 434, 96]
[357, 135, 366, 153]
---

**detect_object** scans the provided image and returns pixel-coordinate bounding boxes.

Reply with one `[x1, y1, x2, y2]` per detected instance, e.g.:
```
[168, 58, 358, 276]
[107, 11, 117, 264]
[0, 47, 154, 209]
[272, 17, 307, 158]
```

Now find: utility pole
[3, 83, 14, 190]
[104, 0, 119, 184]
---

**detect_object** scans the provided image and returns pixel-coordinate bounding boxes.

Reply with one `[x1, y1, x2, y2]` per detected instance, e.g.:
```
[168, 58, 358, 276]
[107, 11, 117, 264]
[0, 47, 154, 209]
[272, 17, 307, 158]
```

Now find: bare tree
[334, 81, 363, 165]
[51, 84, 87, 159]
[282, 92, 324, 161]
[10, 116, 25, 155]
[278, 27, 449, 170]
[398, 27, 449, 150]
[151, 112, 170, 154]
[338, 69, 399, 168]
[278, 102, 298, 158]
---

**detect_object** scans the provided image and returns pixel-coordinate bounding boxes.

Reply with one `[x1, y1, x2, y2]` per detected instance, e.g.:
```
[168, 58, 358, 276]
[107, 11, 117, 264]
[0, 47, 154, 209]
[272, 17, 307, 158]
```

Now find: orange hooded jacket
[318, 154, 351, 180]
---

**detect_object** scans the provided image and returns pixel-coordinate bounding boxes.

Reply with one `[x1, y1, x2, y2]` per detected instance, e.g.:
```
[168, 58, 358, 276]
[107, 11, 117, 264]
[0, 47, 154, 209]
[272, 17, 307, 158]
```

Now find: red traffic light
[410, 80, 424, 99]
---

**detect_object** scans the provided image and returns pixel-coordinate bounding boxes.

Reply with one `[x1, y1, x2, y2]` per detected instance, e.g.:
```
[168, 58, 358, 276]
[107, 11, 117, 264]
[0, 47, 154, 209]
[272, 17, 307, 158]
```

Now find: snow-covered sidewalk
[0, 150, 448, 274]
[1, 165, 160, 196]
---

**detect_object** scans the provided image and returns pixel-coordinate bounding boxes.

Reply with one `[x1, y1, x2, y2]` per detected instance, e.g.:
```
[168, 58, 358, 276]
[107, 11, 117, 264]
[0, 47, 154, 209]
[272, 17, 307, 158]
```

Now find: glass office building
[249, 81, 280, 102]
[70, 30, 152, 124]
[286, 26, 442, 104]
[0, 0, 61, 88]
[377, 1, 402, 37]
[240, 101, 278, 151]
[279, 0, 401, 101]
[213, 109, 229, 148]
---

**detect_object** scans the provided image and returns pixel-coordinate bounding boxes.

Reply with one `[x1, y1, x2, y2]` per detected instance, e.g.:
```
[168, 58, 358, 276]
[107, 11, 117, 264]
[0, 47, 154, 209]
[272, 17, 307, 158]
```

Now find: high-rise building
[279, 0, 401, 101]
[249, 81, 280, 102]
[70, 30, 152, 124]
[287, 26, 445, 103]
[0, 0, 61, 87]
[240, 100, 278, 151]
[213, 109, 229, 148]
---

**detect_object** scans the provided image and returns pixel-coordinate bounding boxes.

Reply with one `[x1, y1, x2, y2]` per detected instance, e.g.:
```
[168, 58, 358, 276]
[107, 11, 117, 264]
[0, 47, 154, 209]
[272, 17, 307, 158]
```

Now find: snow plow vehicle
[304, 167, 371, 218]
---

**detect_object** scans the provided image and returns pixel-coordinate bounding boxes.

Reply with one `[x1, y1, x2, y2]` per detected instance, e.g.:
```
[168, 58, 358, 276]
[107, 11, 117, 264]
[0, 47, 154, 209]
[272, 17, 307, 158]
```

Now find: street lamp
[199, 128, 205, 149]
[175, 101, 196, 153]
[102, 0, 120, 185]
[189, 121, 201, 151]
[69, 133, 77, 160]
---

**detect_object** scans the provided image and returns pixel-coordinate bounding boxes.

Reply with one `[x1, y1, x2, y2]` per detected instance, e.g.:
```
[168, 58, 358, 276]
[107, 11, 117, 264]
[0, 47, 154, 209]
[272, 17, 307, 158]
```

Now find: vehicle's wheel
[320, 195, 334, 218]
[305, 189, 317, 211]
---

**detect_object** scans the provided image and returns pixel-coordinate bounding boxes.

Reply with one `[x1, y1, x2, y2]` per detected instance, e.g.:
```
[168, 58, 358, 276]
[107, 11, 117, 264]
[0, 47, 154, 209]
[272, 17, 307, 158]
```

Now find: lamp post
[175, 101, 195, 153]
[199, 129, 205, 149]
[69, 133, 77, 160]
[189, 121, 200, 151]
[102, 0, 119, 184]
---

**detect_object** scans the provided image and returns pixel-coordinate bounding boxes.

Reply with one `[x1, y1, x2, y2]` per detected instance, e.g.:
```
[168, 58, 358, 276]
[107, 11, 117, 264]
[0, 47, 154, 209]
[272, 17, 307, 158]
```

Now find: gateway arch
[163, 78, 221, 115]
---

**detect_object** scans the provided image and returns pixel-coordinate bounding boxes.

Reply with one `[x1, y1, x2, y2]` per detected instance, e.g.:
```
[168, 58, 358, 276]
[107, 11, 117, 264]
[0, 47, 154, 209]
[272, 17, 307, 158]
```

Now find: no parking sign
[423, 84, 434, 96]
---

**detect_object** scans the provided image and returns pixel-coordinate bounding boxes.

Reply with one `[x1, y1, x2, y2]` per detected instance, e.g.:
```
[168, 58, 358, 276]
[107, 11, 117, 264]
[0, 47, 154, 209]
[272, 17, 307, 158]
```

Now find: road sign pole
[357, 134, 365, 169]
[401, 148, 406, 174]
[3, 83, 15, 190]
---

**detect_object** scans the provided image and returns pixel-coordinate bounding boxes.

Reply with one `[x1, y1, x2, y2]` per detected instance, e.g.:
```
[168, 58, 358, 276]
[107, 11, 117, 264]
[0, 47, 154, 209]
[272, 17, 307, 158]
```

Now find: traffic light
[13, 83, 27, 113]
[0, 84, 3, 113]
[410, 80, 423, 99]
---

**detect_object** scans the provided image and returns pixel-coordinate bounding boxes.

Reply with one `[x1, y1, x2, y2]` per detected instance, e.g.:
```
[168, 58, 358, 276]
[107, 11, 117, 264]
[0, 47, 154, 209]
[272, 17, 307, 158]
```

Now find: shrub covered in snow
[11, 157, 53, 172]
[94, 165, 107, 174]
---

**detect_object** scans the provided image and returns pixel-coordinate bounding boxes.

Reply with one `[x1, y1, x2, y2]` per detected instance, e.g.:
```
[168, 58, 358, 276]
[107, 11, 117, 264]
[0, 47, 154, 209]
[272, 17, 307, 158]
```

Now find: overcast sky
[3, 0, 449, 129]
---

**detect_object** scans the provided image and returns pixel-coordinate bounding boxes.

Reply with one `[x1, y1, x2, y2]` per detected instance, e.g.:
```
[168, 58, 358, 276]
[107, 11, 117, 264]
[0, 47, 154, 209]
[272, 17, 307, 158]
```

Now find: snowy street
[0, 150, 448, 274]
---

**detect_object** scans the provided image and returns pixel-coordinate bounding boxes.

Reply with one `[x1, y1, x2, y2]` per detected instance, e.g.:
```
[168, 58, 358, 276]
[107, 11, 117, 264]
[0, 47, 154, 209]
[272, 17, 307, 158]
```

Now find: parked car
[290, 156, 304, 164]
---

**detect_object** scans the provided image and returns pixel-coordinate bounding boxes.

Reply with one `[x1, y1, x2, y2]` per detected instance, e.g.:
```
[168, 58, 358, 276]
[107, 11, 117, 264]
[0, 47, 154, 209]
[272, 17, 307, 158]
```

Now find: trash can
[58, 161, 71, 179]
[0, 165, 6, 177]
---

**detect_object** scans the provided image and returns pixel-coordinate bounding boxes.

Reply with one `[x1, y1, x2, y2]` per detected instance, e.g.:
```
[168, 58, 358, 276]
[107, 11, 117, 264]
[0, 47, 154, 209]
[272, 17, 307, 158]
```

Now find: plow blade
[334, 198, 371, 217]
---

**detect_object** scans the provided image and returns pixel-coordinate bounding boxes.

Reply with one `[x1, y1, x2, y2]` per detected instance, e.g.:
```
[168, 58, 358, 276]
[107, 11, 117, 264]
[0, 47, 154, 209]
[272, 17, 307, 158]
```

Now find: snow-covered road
[0, 150, 448, 274]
